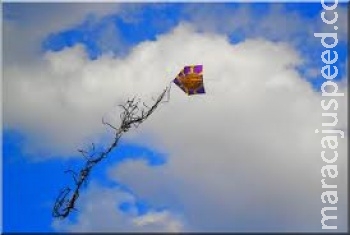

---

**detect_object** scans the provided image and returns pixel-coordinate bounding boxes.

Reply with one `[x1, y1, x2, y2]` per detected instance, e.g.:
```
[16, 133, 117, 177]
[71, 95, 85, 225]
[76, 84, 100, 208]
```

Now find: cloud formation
[35, 24, 348, 231]
[52, 181, 183, 232]
[3, 3, 123, 66]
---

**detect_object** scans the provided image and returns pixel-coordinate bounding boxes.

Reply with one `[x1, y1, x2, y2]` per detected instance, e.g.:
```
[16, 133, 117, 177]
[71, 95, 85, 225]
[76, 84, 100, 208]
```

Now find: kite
[173, 65, 205, 95]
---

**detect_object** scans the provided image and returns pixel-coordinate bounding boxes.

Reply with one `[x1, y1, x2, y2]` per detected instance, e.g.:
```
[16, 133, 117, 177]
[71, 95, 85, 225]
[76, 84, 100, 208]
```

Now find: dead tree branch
[52, 86, 170, 219]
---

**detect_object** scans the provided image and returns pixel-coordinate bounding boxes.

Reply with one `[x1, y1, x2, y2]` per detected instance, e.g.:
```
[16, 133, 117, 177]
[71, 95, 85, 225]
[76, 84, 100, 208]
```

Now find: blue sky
[3, 2, 348, 232]
[3, 130, 168, 232]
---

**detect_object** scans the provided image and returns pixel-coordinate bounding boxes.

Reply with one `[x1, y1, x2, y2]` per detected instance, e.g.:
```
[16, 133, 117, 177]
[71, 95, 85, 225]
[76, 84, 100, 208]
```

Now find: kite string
[156, 79, 174, 105]
[53, 73, 180, 219]
[163, 79, 173, 104]
[102, 79, 174, 125]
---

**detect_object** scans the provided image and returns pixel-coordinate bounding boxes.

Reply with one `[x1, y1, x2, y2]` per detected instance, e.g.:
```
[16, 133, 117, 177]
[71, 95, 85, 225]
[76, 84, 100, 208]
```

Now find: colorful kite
[173, 65, 205, 95]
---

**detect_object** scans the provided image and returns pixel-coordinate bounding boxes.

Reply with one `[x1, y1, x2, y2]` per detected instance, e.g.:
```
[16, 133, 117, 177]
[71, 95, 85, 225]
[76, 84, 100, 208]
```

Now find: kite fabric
[173, 65, 205, 95]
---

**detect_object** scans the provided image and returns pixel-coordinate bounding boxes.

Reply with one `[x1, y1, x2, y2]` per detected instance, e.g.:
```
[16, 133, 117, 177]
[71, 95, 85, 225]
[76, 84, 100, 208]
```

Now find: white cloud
[3, 3, 123, 66]
[52, 181, 184, 232]
[3, 39, 174, 157]
[132, 211, 183, 232]
[5, 22, 342, 231]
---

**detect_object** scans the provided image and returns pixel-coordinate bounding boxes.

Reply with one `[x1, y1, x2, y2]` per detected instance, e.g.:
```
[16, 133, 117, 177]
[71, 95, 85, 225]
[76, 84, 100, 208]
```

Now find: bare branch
[52, 86, 171, 219]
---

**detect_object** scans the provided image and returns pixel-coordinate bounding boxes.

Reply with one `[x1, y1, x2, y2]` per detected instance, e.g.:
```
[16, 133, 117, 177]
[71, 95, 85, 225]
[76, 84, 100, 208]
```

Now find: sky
[2, 2, 348, 233]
